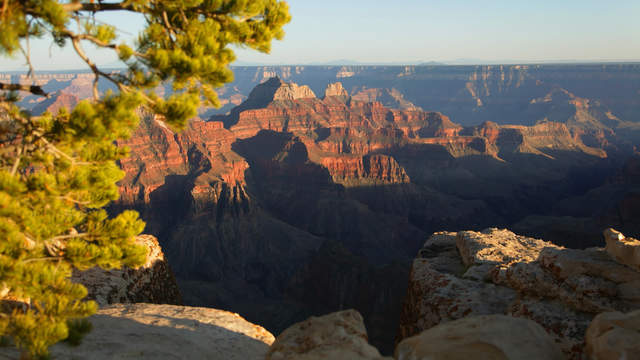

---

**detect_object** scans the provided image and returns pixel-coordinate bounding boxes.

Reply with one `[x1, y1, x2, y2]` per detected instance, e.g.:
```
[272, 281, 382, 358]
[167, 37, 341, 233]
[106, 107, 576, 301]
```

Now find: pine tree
[0, 1, 290, 358]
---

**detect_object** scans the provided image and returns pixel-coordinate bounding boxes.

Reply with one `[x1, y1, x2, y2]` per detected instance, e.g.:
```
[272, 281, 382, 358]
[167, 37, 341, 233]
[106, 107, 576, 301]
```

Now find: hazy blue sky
[2, 0, 639, 70]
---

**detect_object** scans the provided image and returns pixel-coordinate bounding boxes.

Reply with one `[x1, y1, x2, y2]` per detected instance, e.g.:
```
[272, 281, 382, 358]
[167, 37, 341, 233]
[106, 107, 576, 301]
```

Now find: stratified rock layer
[72, 234, 182, 305]
[397, 228, 640, 359]
[395, 315, 564, 360]
[266, 310, 390, 360]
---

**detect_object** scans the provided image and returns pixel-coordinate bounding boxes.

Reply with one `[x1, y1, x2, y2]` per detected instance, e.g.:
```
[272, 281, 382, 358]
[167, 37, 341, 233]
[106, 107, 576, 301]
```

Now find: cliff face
[397, 228, 640, 359]
[113, 79, 628, 353]
[30, 91, 79, 115]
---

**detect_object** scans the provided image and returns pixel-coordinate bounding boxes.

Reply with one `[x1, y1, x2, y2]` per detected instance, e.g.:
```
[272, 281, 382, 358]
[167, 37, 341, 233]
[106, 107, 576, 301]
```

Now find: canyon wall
[105, 77, 632, 353]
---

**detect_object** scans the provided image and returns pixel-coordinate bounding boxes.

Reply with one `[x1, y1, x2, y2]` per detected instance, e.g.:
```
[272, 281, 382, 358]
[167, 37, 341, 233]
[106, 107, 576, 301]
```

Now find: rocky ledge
[0, 303, 274, 360]
[397, 228, 640, 359]
[265, 309, 567, 360]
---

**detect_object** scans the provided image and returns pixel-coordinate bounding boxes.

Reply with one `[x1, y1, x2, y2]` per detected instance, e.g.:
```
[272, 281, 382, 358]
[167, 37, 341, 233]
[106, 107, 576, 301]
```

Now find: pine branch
[61, 2, 136, 12]
[0, 82, 48, 97]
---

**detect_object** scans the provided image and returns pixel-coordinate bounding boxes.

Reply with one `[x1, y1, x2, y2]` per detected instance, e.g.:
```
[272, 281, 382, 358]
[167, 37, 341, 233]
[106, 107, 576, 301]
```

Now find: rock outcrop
[324, 82, 348, 98]
[603, 228, 640, 271]
[398, 228, 640, 359]
[72, 234, 182, 306]
[266, 310, 390, 360]
[395, 315, 564, 360]
[1, 303, 274, 360]
[273, 80, 316, 101]
[585, 310, 640, 360]
[321, 154, 410, 186]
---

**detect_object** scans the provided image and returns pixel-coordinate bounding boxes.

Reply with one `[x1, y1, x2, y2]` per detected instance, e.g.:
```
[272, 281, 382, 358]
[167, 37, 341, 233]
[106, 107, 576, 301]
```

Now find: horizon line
[2, 61, 640, 73]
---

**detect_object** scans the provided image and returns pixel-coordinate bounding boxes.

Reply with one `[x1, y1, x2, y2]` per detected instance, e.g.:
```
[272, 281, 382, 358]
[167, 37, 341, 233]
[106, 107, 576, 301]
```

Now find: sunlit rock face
[0, 303, 274, 360]
[398, 228, 640, 359]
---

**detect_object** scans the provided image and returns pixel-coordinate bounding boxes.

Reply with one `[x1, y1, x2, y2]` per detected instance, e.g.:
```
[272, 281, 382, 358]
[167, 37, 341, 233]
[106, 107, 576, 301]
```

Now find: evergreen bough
[0, 1, 290, 358]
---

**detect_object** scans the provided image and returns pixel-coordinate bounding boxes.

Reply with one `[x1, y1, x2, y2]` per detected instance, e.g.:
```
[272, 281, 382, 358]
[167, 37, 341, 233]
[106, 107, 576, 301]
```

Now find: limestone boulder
[395, 315, 565, 360]
[266, 309, 390, 360]
[585, 310, 640, 360]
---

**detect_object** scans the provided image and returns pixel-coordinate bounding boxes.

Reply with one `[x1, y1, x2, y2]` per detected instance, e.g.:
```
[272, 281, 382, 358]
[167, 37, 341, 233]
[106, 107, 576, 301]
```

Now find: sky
[2, 0, 639, 71]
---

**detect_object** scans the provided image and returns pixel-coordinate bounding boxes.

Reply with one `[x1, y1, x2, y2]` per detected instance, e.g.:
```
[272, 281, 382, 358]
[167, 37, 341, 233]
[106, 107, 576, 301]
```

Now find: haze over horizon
[1, 0, 639, 70]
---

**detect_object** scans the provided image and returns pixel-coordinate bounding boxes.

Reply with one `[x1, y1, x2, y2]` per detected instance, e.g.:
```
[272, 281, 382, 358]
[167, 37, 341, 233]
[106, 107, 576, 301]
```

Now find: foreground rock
[0, 303, 274, 360]
[585, 310, 640, 360]
[72, 234, 183, 305]
[398, 228, 640, 359]
[266, 310, 390, 360]
[395, 315, 564, 360]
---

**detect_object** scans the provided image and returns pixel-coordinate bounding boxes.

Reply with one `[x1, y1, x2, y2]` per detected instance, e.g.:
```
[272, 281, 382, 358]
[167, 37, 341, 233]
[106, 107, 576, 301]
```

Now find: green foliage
[0, 0, 290, 358]
[64, 318, 92, 346]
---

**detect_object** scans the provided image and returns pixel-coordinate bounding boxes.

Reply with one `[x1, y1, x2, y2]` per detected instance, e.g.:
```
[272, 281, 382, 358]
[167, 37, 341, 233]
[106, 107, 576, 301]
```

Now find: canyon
[11, 64, 640, 354]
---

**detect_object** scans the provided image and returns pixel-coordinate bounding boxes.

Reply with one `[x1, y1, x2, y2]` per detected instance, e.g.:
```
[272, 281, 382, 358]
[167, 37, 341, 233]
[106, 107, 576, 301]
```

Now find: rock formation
[324, 81, 348, 98]
[266, 310, 389, 360]
[397, 228, 640, 359]
[603, 228, 640, 271]
[0, 303, 274, 360]
[395, 315, 564, 360]
[350, 86, 421, 110]
[585, 310, 640, 360]
[272, 78, 316, 100]
[72, 234, 182, 305]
